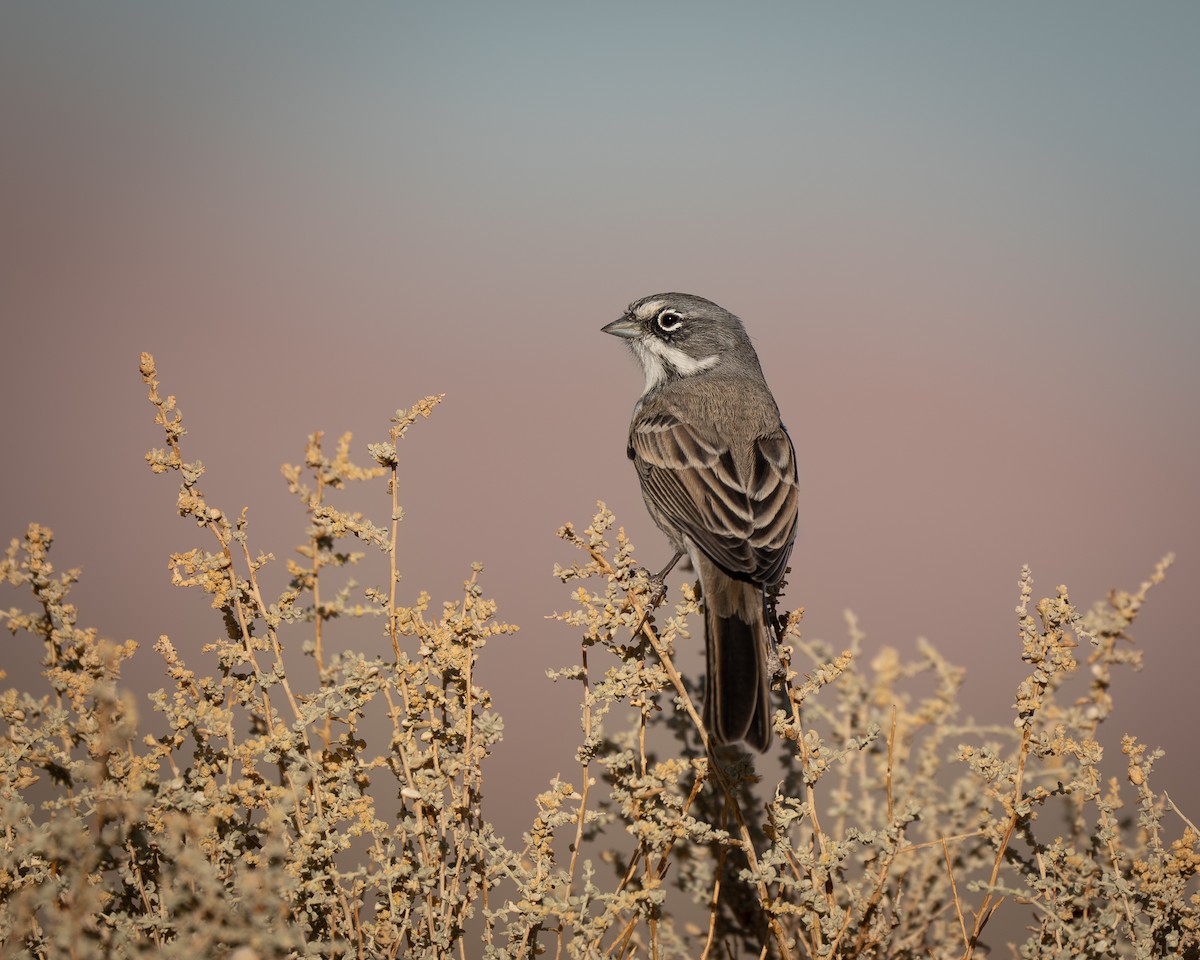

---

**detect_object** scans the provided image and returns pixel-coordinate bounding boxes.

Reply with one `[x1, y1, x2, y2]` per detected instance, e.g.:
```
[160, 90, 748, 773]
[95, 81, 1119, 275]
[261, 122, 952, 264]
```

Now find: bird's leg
[632, 549, 684, 633]
[650, 550, 685, 596]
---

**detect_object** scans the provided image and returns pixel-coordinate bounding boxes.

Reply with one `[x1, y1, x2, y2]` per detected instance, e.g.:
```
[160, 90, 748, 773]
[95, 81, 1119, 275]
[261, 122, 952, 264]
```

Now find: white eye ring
[656, 310, 684, 333]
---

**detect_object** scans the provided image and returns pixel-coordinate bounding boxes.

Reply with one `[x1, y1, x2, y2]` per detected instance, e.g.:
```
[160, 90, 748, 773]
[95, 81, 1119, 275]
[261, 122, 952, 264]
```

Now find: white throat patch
[631, 337, 720, 395]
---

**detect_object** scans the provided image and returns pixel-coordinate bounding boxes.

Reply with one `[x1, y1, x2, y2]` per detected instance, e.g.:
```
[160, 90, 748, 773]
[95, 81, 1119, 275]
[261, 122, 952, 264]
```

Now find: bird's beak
[601, 316, 641, 339]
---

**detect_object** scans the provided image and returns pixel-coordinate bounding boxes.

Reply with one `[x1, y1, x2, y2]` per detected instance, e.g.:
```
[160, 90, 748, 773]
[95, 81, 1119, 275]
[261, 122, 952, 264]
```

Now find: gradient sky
[3, 1, 1199, 877]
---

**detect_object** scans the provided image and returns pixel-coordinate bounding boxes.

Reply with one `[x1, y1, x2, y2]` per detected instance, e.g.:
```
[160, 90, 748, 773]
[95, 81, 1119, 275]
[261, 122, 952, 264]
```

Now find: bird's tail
[695, 553, 772, 752]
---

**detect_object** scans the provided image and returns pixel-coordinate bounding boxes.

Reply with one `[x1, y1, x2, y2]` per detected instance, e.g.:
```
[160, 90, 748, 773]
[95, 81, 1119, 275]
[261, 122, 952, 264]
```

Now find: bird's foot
[766, 646, 786, 685]
[629, 569, 669, 635]
[645, 571, 669, 609]
[629, 552, 682, 634]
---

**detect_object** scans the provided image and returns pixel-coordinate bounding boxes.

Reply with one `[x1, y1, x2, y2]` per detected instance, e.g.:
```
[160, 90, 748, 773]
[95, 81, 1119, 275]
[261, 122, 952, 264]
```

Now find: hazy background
[3, 0, 1198, 913]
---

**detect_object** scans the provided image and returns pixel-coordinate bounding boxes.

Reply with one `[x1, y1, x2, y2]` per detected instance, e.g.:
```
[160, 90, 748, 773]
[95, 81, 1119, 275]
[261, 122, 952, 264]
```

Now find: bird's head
[602, 292, 755, 395]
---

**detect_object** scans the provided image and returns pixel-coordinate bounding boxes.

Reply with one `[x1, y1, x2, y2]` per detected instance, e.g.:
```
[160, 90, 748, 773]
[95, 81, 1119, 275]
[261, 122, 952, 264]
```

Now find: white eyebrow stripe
[632, 299, 667, 321]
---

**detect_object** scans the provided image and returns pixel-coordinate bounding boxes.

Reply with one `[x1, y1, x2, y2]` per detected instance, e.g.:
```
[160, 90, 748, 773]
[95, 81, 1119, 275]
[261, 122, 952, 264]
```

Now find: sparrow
[602, 293, 798, 752]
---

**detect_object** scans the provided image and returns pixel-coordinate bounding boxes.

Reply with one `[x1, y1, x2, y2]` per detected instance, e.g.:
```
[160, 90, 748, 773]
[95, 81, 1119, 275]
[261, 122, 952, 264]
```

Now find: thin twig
[1164, 792, 1200, 837]
[963, 727, 1030, 958]
[943, 838, 969, 951]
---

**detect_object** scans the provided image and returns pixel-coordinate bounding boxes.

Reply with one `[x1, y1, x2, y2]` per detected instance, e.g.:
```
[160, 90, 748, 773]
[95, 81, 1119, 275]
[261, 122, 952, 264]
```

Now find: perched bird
[603, 293, 798, 752]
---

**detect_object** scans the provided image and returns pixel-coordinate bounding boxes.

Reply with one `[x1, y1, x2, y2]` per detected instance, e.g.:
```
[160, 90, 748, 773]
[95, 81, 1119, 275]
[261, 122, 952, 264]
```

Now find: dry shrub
[0, 354, 1193, 958]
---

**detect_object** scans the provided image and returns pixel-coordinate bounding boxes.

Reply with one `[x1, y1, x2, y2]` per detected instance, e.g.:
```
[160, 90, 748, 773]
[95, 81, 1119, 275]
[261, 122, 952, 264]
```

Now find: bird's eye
[656, 310, 684, 333]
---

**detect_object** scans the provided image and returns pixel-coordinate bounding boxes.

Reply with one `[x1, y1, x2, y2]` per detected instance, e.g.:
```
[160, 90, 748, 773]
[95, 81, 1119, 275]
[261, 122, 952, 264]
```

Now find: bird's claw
[628, 578, 667, 638]
[630, 569, 668, 634]
[766, 646, 785, 685]
[629, 551, 684, 635]
[646, 573, 669, 608]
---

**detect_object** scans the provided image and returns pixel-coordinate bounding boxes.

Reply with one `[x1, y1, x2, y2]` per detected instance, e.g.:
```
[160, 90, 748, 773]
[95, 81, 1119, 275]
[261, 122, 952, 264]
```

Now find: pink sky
[3, 4, 1198, 860]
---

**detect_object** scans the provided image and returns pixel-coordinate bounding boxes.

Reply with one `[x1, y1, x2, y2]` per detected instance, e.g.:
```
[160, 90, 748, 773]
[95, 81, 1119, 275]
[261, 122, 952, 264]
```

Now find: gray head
[601, 292, 762, 395]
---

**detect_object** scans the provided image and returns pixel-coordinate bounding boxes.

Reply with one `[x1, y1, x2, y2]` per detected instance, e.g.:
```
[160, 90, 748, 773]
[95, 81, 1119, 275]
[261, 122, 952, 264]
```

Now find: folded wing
[630, 411, 798, 584]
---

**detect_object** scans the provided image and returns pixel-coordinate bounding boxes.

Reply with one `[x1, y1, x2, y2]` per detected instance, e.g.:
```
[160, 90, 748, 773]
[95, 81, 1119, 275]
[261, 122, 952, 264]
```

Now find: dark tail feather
[698, 558, 772, 752]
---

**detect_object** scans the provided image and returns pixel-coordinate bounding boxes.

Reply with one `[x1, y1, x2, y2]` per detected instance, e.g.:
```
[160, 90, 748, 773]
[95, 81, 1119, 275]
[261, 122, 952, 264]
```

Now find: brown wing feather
[630, 411, 798, 584]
